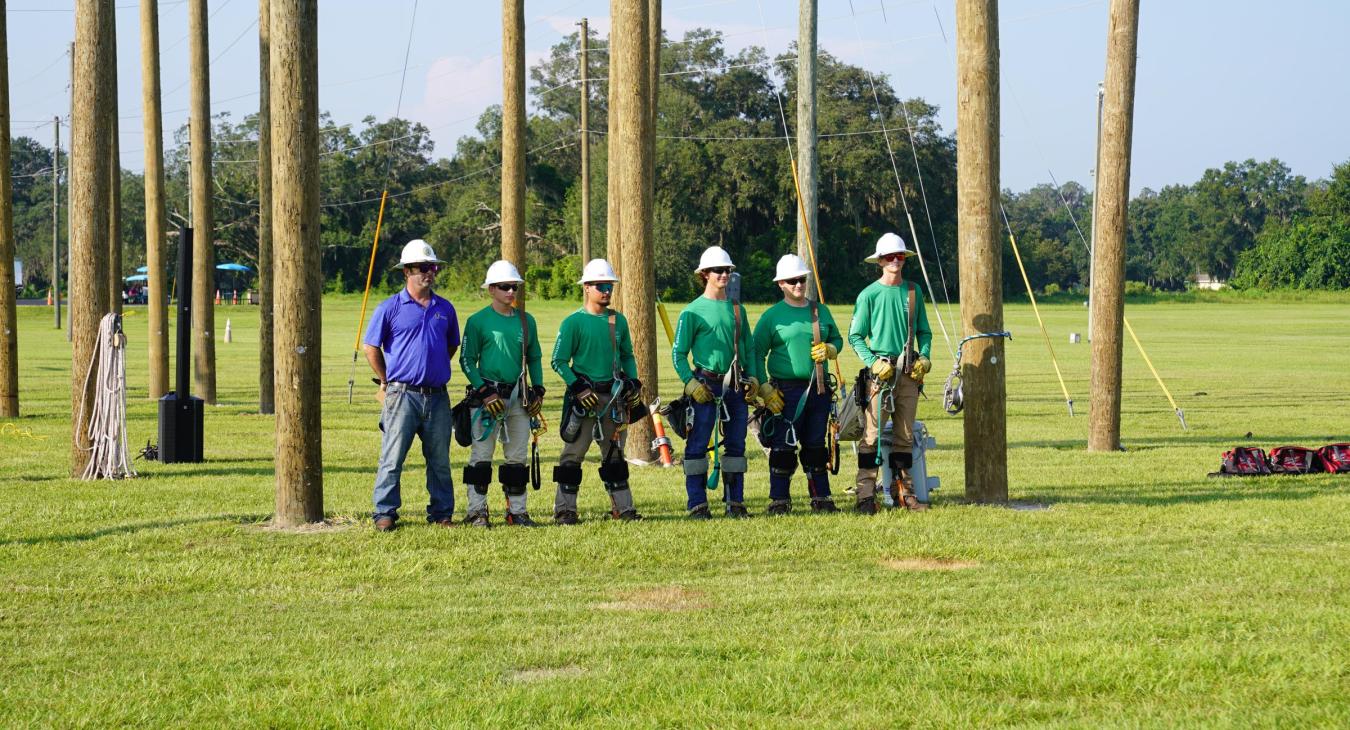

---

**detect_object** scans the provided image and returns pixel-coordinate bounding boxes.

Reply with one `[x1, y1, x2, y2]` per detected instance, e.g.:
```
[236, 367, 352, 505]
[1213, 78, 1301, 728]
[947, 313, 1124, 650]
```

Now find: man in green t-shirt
[458, 260, 545, 527]
[549, 259, 644, 525]
[672, 246, 763, 519]
[847, 233, 933, 513]
[752, 254, 844, 515]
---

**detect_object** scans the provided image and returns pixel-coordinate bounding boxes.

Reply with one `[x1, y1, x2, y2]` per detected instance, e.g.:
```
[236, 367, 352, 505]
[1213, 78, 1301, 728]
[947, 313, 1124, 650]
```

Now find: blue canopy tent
[216, 263, 255, 303]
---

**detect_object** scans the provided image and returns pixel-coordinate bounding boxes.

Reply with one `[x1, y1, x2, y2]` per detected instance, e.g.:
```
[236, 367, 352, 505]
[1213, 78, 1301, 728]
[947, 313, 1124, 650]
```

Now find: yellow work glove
[684, 378, 714, 404]
[481, 392, 506, 417]
[575, 388, 600, 411]
[810, 342, 837, 363]
[758, 383, 785, 414]
[870, 359, 895, 382]
[908, 355, 931, 383]
[742, 376, 761, 400]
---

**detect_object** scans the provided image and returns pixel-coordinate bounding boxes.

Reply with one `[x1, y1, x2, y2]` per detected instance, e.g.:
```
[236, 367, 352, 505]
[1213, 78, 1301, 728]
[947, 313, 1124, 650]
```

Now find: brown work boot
[855, 497, 878, 515]
[431, 516, 454, 528]
[899, 484, 930, 512]
[466, 511, 491, 528]
[810, 499, 838, 513]
[613, 509, 644, 522]
[554, 510, 580, 526]
[765, 500, 791, 516]
[505, 512, 539, 527]
[374, 515, 397, 532]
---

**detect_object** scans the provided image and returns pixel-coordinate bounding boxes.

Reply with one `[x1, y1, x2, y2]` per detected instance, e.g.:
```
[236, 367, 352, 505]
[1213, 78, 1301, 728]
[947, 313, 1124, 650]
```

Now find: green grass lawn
[3, 293, 1348, 727]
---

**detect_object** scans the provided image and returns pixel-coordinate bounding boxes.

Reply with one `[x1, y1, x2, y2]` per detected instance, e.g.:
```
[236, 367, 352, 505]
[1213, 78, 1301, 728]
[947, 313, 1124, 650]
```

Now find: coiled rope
[79, 313, 136, 480]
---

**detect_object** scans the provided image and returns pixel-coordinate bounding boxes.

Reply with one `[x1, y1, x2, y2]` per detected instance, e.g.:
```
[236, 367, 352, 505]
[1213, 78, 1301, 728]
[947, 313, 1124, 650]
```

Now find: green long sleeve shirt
[848, 279, 932, 365]
[459, 305, 543, 388]
[671, 295, 763, 384]
[550, 308, 638, 385]
[752, 299, 844, 381]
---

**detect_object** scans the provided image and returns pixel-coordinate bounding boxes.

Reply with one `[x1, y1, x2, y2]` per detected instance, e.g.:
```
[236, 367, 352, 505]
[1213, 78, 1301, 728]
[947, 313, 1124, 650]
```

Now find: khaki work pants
[466, 400, 531, 515]
[555, 410, 635, 515]
[855, 373, 919, 499]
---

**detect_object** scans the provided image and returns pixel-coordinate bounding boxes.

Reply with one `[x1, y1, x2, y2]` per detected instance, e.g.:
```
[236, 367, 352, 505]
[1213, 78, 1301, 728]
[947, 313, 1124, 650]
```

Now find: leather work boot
[765, 500, 791, 516]
[613, 509, 644, 522]
[855, 497, 878, 515]
[727, 503, 750, 519]
[505, 512, 539, 527]
[466, 511, 491, 528]
[554, 510, 580, 526]
[431, 517, 454, 528]
[688, 504, 712, 520]
[810, 499, 838, 513]
[899, 486, 930, 512]
[374, 516, 397, 532]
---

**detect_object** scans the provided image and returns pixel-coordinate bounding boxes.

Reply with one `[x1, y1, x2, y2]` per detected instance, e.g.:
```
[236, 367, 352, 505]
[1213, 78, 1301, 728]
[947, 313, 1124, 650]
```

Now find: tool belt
[388, 381, 446, 395]
[771, 378, 811, 389]
[478, 378, 518, 401]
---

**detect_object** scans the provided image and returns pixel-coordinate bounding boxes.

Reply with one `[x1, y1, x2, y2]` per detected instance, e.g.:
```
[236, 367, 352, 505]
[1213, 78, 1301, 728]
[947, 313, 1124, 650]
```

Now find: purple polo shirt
[363, 289, 461, 387]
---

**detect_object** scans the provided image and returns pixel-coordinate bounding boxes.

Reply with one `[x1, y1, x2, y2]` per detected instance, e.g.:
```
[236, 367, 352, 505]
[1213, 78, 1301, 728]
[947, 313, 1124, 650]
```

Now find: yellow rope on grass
[1005, 231, 1075, 416]
[1124, 317, 1188, 430]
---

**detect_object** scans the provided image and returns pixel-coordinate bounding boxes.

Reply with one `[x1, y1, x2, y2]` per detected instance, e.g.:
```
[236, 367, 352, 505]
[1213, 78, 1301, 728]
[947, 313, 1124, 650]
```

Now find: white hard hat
[394, 238, 446, 268]
[695, 245, 736, 272]
[773, 254, 812, 282]
[577, 258, 620, 284]
[481, 260, 525, 289]
[865, 232, 910, 263]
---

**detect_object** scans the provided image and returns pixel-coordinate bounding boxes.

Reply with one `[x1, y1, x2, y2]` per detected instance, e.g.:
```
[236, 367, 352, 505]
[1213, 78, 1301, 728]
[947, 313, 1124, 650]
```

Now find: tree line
[9, 29, 1350, 302]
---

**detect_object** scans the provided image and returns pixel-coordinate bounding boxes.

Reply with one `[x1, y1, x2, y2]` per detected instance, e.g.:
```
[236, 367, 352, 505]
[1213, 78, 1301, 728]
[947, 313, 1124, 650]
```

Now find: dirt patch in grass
[505, 665, 587, 683]
[596, 585, 711, 612]
[253, 516, 359, 534]
[880, 557, 980, 571]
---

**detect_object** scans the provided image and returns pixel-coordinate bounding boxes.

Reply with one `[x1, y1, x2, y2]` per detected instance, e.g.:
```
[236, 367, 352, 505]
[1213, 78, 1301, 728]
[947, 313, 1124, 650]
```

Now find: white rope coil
[80, 313, 136, 481]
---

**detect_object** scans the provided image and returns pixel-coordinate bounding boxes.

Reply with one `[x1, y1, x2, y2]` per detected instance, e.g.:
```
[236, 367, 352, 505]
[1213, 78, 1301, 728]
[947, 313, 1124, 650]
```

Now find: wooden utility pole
[0, 0, 18, 417]
[956, 0, 1007, 503]
[605, 21, 623, 312]
[578, 18, 591, 264]
[796, 0, 818, 299]
[270, 0, 323, 525]
[501, 0, 525, 269]
[612, 0, 656, 461]
[1088, 0, 1140, 452]
[105, 3, 122, 315]
[67, 42, 74, 341]
[142, 0, 168, 399]
[257, 0, 274, 414]
[53, 119, 61, 330]
[70, 0, 112, 475]
[189, 0, 216, 403]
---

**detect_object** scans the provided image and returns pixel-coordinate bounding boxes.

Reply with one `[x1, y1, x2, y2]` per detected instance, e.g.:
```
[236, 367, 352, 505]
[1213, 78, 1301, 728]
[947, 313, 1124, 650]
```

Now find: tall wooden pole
[1088, 0, 1139, 452]
[189, 0, 216, 403]
[796, 0, 818, 299]
[605, 21, 623, 312]
[501, 0, 525, 269]
[257, 0, 275, 414]
[141, 0, 168, 399]
[53, 119, 62, 331]
[67, 42, 74, 341]
[0, 0, 18, 417]
[105, 4, 122, 315]
[578, 18, 591, 264]
[270, 0, 323, 525]
[613, 0, 656, 461]
[71, 0, 112, 475]
[956, 0, 1007, 503]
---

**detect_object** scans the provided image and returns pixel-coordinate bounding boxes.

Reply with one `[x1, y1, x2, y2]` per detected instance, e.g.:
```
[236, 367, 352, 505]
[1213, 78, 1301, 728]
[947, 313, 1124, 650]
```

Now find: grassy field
[3, 292, 1348, 727]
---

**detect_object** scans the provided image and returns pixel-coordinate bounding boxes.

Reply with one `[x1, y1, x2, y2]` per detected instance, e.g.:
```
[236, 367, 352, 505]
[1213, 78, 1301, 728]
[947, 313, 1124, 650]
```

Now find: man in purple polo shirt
[363, 239, 462, 531]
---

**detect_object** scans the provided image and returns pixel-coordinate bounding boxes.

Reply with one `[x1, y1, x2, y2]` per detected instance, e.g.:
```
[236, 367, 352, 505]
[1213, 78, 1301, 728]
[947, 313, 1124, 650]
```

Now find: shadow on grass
[1010, 434, 1346, 450]
[143, 464, 373, 478]
[1023, 480, 1339, 507]
[0, 513, 265, 546]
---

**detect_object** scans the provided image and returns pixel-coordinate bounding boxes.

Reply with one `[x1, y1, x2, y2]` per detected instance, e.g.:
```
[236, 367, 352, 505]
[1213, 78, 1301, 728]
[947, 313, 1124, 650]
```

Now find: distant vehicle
[12, 261, 20, 292]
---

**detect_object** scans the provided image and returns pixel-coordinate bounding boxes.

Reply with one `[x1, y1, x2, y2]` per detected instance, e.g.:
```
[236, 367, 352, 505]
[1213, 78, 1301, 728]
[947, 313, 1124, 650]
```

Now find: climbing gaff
[942, 332, 1013, 417]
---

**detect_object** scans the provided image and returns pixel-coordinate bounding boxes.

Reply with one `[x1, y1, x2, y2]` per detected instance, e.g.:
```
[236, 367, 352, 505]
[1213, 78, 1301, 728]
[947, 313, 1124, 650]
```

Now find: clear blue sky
[7, 0, 1348, 196]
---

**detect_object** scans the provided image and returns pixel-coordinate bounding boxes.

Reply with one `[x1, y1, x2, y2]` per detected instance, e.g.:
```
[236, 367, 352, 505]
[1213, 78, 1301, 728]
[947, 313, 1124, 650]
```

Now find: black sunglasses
[782, 276, 807, 286]
[705, 267, 732, 275]
[493, 283, 519, 292]
[409, 263, 441, 274]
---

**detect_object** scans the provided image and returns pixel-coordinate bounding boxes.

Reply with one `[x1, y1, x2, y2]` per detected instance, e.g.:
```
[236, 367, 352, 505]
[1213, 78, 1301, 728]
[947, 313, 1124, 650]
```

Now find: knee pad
[598, 460, 629, 484]
[769, 448, 798, 478]
[683, 457, 709, 477]
[721, 455, 748, 474]
[499, 463, 529, 495]
[889, 450, 912, 471]
[857, 450, 879, 470]
[463, 461, 492, 488]
[799, 446, 829, 474]
[553, 463, 583, 492]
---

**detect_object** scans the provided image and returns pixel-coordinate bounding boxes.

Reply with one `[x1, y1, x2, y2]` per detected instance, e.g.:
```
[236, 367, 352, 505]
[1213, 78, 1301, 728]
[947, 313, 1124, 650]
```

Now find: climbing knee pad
[799, 446, 829, 474]
[499, 463, 529, 495]
[683, 457, 709, 477]
[721, 455, 748, 474]
[598, 460, 629, 485]
[889, 451, 912, 472]
[553, 462, 583, 494]
[857, 450, 879, 470]
[463, 462, 492, 491]
[769, 448, 798, 478]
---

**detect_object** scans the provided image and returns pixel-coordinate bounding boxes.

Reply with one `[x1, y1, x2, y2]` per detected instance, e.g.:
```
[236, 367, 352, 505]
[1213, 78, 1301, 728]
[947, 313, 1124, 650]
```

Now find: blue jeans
[684, 377, 748, 510]
[372, 385, 455, 522]
[769, 382, 832, 501]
